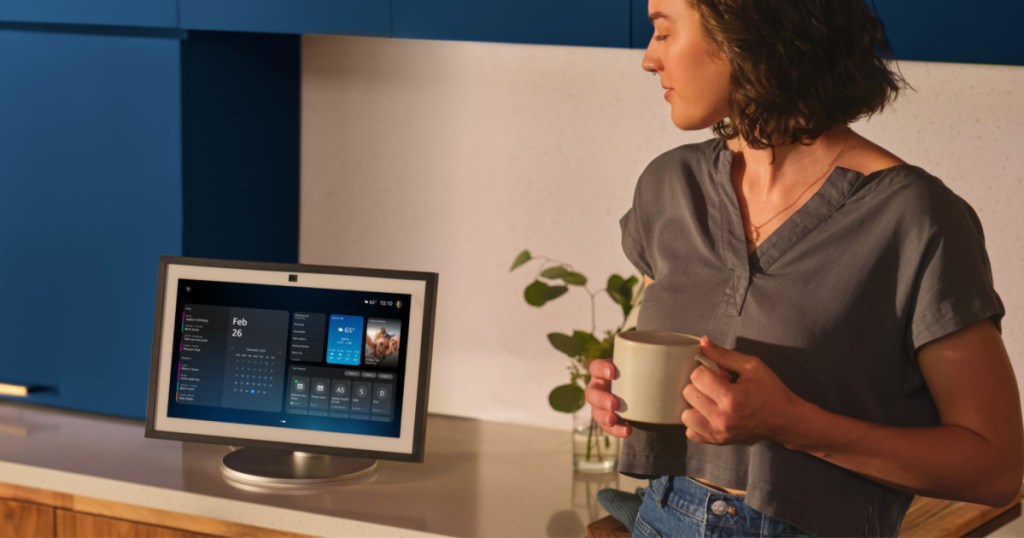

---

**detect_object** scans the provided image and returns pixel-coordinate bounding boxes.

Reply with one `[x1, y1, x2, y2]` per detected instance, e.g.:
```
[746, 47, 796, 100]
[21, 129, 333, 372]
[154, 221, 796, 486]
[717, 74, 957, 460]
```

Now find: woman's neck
[728, 126, 851, 198]
[728, 127, 852, 251]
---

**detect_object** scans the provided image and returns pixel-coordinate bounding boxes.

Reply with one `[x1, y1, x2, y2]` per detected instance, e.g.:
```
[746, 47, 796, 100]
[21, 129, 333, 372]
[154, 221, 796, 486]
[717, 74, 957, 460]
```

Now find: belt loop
[648, 476, 672, 508]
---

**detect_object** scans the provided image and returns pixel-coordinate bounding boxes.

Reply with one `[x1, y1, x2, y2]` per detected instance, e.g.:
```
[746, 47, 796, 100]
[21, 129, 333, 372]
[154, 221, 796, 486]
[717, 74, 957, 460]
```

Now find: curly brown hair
[690, 0, 907, 148]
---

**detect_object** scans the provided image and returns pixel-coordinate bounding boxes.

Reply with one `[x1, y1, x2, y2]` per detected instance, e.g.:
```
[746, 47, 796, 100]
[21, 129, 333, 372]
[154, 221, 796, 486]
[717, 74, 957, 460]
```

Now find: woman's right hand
[586, 359, 633, 438]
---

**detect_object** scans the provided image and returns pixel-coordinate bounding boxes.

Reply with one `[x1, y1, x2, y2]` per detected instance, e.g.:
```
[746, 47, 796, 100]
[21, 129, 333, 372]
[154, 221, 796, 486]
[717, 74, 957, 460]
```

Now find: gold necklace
[745, 130, 850, 246]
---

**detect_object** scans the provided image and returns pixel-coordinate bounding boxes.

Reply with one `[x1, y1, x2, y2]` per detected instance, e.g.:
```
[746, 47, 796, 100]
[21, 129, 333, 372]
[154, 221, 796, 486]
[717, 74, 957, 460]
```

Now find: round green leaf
[548, 332, 584, 357]
[524, 280, 551, 306]
[585, 334, 614, 360]
[549, 384, 585, 413]
[572, 330, 600, 349]
[525, 281, 568, 306]
[546, 285, 569, 301]
[607, 279, 628, 306]
[562, 272, 588, 286]
[540, 266, 570, 279]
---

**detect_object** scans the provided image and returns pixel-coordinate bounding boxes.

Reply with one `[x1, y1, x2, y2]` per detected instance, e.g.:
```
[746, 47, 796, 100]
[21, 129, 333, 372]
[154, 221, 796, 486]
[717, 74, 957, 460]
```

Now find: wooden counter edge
[0, 481, 310, 537]
[899, 491, 1023, 537]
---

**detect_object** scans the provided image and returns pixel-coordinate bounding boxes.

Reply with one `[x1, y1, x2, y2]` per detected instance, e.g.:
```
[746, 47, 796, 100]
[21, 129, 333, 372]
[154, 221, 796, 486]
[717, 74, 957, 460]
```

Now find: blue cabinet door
[0, 0, 177, 28]
[630, 0, 1023, 64]
[179, 31, 300, 264]
[873, 0, 1024, 66]
[393, 0, 630, 48]
[631, 0, 651, 49]
[0, 29, 183, 418]
[179, 0, 389, 36]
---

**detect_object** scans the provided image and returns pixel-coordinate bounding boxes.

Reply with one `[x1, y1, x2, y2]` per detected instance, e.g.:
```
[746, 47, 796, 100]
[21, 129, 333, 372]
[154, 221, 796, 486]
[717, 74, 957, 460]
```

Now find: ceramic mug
[611, 331, 718, 425]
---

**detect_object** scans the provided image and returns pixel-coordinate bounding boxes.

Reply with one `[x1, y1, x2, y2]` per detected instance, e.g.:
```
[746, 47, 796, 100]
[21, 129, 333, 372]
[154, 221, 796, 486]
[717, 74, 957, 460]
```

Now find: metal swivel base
[220, 447, 377, 489]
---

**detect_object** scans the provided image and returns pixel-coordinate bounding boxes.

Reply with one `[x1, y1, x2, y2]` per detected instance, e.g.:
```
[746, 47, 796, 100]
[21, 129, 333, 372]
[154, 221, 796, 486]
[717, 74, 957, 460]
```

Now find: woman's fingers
[588, 358, 617, 381]
[592, 407, 633, 438]
[586, 358, 631, 437]
[585, 377, 617, 411]
[682, 381, 716, 416]
[589, 394, 632, 438]
[682, 407, 714, 443]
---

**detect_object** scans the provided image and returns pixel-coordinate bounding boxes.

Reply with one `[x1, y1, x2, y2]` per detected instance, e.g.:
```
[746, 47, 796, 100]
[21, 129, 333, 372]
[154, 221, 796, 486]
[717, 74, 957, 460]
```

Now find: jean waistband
[648, 475, 746, 511]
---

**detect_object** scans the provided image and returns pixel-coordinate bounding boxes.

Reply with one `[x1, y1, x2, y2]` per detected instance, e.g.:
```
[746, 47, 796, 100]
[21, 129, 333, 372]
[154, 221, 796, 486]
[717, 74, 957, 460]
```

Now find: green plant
[510, 249, 643, 413]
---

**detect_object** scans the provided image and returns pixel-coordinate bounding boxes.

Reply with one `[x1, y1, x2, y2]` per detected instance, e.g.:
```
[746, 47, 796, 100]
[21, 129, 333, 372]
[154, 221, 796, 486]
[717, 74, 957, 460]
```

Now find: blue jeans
[634, 476, 813, 537]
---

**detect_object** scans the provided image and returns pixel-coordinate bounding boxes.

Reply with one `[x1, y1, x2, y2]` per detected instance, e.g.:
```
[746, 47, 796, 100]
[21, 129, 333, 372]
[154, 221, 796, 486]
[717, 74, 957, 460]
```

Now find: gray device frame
[144, 256, 438, 463]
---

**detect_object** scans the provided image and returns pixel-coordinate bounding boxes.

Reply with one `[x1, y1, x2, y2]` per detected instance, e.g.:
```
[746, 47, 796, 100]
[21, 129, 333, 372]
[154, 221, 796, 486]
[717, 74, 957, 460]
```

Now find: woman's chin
[668, 108, 723, 132]
[670, 117, 717, 132]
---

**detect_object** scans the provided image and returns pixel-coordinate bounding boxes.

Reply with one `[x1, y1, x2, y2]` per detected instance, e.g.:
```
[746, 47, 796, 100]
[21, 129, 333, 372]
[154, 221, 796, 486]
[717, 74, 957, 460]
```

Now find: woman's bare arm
[684, 321, 1024, 506]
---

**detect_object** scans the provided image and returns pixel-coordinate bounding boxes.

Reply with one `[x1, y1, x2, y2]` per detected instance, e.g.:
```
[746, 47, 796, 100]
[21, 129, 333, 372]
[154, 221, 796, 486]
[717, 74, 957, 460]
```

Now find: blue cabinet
[179, 31, 301, 263]
[2, 0, 1022, 66]
[179, 0, 388, 36]
[0, 28, 183, 417]
[873, 0, 1024, 66]
[0, 28, 300, 419]
[393, 0, 631, 48]
[0, 0, 177, 28]
[629, 0, 1023, 65]
[631, 0, 650, 49]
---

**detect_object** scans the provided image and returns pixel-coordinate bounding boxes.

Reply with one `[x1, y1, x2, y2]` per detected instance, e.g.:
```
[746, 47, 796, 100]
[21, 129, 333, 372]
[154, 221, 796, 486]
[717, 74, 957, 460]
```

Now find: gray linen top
[618, 138, 1005, 537]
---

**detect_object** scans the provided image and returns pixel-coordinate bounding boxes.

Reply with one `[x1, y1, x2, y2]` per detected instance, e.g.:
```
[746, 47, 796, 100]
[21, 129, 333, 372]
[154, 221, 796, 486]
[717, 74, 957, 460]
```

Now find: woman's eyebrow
[648, 11, 673, 23]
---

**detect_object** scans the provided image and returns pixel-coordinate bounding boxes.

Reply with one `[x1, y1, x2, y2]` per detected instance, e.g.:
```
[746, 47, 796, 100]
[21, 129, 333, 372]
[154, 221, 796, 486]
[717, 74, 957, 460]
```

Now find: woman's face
[642, 0, 732, 131]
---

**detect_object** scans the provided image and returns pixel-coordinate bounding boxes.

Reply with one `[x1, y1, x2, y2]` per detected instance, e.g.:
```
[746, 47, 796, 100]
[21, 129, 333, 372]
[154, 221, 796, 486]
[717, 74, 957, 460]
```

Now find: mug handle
[694, 354, 739, 383]
[693, 353, 721, 375]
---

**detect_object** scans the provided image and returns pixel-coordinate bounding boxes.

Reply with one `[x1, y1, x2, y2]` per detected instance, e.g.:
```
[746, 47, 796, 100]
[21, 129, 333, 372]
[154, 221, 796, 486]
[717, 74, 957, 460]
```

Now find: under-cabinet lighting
[0, 383, 30, 397]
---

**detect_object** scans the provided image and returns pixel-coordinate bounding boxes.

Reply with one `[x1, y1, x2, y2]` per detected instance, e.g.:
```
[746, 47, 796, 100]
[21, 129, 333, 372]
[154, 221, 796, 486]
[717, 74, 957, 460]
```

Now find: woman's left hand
[682, 336, 802, 445]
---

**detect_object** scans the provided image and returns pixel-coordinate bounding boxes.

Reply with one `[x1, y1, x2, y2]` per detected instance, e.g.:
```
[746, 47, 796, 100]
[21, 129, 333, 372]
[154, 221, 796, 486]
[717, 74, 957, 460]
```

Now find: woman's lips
[664, 88, 674, 101]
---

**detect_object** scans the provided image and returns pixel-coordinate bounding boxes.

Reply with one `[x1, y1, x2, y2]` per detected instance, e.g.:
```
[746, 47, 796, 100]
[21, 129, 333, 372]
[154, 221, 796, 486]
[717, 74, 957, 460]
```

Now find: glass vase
[573, 403, 620, 473]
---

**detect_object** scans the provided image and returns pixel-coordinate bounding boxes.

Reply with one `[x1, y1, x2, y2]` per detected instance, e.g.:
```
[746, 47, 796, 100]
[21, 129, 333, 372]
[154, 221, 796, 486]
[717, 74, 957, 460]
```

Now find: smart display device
[145, 256, 437, 487]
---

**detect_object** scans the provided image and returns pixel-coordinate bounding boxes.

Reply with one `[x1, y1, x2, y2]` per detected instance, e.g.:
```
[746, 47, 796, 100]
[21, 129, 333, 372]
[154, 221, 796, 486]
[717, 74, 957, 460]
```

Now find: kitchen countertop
[0, 401, 643, 537]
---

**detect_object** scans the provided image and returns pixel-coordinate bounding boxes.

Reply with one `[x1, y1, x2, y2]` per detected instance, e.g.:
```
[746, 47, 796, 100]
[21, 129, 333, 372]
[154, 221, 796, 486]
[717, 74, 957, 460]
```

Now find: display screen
[166, 279, 412, 439]
[147, 258, 436, 461]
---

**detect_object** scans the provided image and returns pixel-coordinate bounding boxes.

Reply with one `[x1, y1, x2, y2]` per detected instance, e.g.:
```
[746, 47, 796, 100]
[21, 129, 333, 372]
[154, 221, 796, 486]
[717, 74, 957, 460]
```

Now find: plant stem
[589, 289, 597, 335]
[533, 254, 604, 335]
[586, 415, 595, 461]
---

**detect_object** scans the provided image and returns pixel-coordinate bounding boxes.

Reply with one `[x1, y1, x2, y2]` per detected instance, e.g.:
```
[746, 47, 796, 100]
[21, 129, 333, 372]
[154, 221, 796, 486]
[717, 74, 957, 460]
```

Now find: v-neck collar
[705, 139, 865, 314]
[751, 166, 865, 271]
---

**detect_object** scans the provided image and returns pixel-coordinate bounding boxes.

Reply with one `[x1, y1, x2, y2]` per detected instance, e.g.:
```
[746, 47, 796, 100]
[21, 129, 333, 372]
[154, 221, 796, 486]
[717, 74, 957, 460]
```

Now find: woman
[585, 0, 1024, 536]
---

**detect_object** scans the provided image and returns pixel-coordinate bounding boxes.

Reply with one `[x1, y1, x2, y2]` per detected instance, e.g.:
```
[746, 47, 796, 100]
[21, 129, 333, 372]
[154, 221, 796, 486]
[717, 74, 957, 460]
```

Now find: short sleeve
[910, 193, 1004, 349]
[620, 203, 653, 279]
[619, 141, 719, 282]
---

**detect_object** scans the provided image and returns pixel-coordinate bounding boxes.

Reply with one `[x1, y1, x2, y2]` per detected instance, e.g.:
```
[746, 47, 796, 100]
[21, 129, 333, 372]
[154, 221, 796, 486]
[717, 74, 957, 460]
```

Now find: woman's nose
[642, 48, 660, 75]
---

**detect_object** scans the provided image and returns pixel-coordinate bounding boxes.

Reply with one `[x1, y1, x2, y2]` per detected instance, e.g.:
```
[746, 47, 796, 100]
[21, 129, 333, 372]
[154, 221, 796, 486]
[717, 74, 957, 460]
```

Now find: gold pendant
[747, 226, 760, 245]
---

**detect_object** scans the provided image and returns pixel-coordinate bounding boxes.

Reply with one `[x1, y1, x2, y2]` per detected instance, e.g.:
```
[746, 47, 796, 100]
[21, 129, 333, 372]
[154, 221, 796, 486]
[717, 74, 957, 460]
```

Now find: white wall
[301, 35, 1024, 430]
